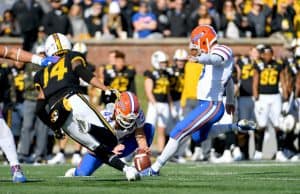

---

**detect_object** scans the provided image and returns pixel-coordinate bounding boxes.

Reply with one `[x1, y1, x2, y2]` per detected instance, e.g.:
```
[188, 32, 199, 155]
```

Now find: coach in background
[253, 45, 287, 161]
[17, 46, 49, 164]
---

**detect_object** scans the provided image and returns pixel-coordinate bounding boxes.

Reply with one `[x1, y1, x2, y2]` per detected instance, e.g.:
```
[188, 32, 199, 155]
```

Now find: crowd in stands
[1, 0, 300, 51]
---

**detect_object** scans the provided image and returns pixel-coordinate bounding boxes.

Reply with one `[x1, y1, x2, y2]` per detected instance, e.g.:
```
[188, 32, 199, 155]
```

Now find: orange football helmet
[115, 91, 140, 129]
[190, 25, 217, 53]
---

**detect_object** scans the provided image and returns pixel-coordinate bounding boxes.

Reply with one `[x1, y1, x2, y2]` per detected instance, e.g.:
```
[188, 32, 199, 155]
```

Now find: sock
[0, 119, 19, 166]
[152, 138, 179, 172]
[75, 153, 102, 176]
[59, 149, 65, 154]
[255, 130, 265, 152]
[276, 130, 285, 151]
[108, 155, 125, 171]
[208, 124, 239, 139]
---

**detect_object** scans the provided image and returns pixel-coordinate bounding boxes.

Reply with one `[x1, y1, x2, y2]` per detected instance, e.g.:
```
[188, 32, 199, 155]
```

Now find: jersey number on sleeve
[43, 60, 68, 88]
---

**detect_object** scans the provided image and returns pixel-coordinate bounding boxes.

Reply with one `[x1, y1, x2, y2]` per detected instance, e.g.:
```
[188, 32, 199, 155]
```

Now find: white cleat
[290, 154, 300, 162]
[191, 147, 204, 161]
[208, 149, 218, 163]
[71, 153, 82, 166]
[123, 166, 140, 181]
[214, 150, 233, 163]
[232, 147, 243, 161]
[47, 152, 66, 165]
[275, 151, 288, 162]
[253, 150, 263, 160]
[65, 168, 76, 177]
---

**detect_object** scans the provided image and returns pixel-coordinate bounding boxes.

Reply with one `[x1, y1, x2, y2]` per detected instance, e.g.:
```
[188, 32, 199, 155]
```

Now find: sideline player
[140, 25, 256, 176]
[64, 91, 154, 176]
[34, 33, 139, 181]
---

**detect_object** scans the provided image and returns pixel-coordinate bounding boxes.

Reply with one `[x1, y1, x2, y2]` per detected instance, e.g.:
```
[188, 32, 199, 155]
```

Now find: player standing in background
[252, 45, 287, 161]
[167, 49, 188, 163]
[144, 50, 171, 153]
[100, 50, 136, 105]
[235, 46, 260, 160]
[64, 91, 154, 177]
[280, 45, 300, 161]
[34, 33, 139, 181]
[6, 61, 25, 145]
[140, 25, 256, 176]
[17, 46, 50, 164]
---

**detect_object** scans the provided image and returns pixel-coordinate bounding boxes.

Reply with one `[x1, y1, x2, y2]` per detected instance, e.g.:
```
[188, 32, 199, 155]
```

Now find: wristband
[31, 54, 43, 65]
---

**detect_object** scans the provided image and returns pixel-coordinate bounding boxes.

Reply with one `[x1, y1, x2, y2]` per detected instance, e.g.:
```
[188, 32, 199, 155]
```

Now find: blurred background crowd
[0, 0, 300, 166]
[1, 0, 300, 51]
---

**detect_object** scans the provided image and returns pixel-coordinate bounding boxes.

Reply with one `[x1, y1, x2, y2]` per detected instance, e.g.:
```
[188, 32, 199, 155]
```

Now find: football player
[235, 46, 260, 160]
[64, 91, 154, 177]
[47, 42, 95, 166]
[100, 50, 136, 105]
[144, 50, 171, 153]
[167, 49, 188, 163]
[140, 25, 256, 176]
[34, 33, 139, 181]
[252, 45, 287, 161]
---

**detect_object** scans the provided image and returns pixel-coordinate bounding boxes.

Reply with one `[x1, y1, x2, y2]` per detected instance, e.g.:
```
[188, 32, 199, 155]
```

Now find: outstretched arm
[0, 46, 42, 64]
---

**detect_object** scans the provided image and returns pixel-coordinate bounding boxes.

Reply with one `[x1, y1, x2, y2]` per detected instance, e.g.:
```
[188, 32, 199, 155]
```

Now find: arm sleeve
[74, 64, 94, 83]
[225, 78, 235, 105]
[195, 53, 225, 66]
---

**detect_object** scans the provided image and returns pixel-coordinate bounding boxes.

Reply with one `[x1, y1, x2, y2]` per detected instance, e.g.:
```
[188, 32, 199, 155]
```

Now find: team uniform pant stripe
[77, 94, 115, 134]
[188, 102, 221, 138]
[176, 102, 221, 141]
[174, 101, 213, 139]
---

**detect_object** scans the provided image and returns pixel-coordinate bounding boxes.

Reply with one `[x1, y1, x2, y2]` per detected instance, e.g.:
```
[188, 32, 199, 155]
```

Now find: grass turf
[0, 162, 300, 194]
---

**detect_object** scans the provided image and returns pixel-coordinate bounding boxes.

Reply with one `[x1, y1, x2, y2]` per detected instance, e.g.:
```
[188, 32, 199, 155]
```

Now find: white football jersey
[196, 44, 234, 101]
[100, 106, 145, 141]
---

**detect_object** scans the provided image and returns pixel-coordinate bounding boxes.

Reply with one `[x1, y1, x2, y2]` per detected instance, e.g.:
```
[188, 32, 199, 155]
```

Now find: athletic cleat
[11, 165, 26, 183]
[64, 168, 76, 177]
[191, 147, 204, 161]
[275, 151, 288, 162]
[237, 119, 257, 133]
[214, 149, 233, 163]
[253, 150, 263, 160]
[47, 152, 66, 165]
[139, 167, 159, 177]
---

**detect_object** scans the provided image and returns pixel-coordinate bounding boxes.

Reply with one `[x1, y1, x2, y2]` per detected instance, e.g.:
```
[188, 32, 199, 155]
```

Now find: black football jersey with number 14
[34, 51, 86, 106]
[254, 59, 283, 94]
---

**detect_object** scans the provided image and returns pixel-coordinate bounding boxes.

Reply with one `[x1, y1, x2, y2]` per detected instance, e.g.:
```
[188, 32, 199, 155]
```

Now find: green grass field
[0, 162, 300, 194]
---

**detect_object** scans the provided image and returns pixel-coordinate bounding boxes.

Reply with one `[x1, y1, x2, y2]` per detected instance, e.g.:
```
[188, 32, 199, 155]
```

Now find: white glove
[123, 166, 140, 181]
[282, 101, 290, 115]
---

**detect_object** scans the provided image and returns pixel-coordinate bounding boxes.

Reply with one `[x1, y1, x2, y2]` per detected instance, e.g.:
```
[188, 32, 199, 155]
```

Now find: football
[133, 149, 151, 172]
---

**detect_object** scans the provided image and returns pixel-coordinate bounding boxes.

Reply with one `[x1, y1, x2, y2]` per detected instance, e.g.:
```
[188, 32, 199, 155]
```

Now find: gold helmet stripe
[53, 33, 63, 51]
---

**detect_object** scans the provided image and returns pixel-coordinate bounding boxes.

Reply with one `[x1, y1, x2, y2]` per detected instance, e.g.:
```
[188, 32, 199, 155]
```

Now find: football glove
[41, 56, 60, 67]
